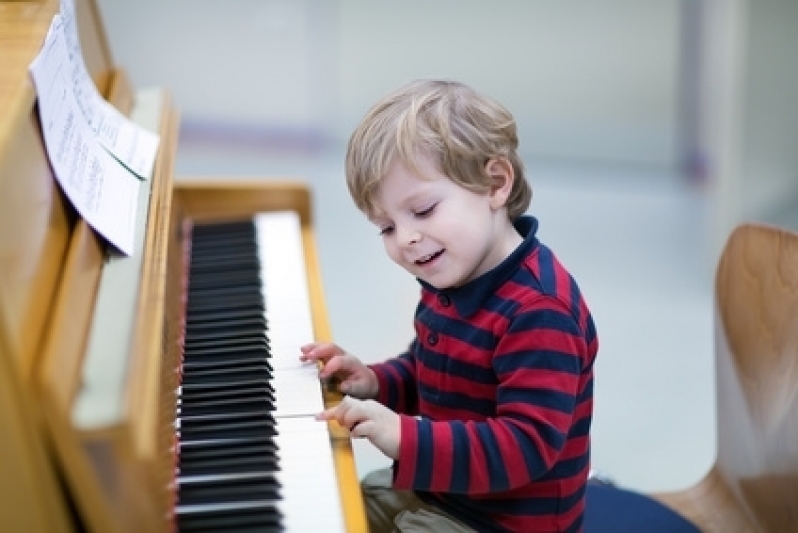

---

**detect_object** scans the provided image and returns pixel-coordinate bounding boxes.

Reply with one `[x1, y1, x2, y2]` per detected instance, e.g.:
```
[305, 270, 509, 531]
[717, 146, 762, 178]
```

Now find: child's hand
[300, 342, 379, 399]
[318, 396, 400, 460]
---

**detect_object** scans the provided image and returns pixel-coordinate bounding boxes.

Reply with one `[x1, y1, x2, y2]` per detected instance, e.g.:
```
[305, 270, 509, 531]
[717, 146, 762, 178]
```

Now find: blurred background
[97, 0, 798, 494]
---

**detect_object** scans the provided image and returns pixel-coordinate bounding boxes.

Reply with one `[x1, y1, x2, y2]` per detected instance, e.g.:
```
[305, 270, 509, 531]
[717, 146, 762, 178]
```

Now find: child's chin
[421, 276, 456, 291]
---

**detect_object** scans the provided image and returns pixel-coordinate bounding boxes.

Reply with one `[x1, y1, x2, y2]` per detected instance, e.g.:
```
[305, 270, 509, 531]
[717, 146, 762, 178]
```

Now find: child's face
[368, 152, 520, 289]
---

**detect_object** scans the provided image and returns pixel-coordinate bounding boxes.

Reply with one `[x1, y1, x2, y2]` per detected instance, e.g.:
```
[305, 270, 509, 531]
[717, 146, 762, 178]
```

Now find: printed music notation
[58, 0, 160, 180]
[28, 0, 160, 256]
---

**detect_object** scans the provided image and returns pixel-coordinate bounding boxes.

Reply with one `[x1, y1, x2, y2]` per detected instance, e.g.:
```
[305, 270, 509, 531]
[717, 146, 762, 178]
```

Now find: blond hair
[345, 79, 531, 219]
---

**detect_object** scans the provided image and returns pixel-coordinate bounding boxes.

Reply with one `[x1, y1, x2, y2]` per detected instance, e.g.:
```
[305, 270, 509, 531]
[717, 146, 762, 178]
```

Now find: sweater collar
[418, 215, 539, 318]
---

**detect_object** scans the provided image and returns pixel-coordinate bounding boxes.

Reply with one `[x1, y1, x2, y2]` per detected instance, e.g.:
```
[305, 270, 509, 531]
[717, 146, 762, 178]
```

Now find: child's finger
[315, 406, 337, 421]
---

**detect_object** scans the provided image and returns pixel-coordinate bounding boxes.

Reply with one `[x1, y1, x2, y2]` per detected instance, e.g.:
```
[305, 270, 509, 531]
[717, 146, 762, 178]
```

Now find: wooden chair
[651, 222, 798, 531]
[585, 222, 798, 532]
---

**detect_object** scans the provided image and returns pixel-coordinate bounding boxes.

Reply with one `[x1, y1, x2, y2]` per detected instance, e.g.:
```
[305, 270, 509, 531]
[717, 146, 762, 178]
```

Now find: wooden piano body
[0, 1, 366, 531]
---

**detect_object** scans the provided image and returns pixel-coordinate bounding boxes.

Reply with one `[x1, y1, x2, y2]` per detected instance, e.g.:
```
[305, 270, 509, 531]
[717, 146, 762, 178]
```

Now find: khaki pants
[362, 468, 475, 533]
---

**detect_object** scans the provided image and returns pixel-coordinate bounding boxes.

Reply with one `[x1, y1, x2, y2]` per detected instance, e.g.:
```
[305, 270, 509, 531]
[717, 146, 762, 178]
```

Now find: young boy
[300, 79, 598, 532]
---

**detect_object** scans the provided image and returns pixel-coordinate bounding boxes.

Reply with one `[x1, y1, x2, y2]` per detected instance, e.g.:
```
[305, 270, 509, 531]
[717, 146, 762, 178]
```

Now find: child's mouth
[416, 250, 443, 265]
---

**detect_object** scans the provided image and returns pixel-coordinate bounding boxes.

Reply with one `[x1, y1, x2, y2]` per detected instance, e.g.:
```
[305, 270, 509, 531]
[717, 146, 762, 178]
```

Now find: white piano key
[256, 211, 315, 371]
[274, 416, 345, 532]
[272, 367, 325, 417]
[255, 212, 345, 532]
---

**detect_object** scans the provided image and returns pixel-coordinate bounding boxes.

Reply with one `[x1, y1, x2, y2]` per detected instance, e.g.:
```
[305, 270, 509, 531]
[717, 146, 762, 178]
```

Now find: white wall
[97, 0, 682, 167]
[95, 0, 798, 260]
[739, 0, 798, 220]
[96, 0, 337, 130]
[697, 0, 798, 256]
[336, 0, 681, 166]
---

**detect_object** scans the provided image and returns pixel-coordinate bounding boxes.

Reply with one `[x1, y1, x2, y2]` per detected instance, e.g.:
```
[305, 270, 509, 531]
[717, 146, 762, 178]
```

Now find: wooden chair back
[714, 223, 798, 530]
[655, 223, 798, 532]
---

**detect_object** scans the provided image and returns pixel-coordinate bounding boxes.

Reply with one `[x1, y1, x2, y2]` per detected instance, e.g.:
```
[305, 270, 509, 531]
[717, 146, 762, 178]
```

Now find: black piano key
[185, 327, 267, 345]
[184, 341, 268, 358]
[177, 412, 277, 440]
[186, 315, 266, 332]
[189, 266, 258, 278]
[178, 436, 278, 456]
[178, 440, 279, 476]
[190, 236, 257, 251]
[189, 261, 261, 278]
[190, 229, 255, 242]
[188, 280, 261, 294]
[180, 367, 271, 383]
[183, 335, 269, 352]
[176, 503, 282, 533]
[182, 354, 270, 371]
[186, 295, 265, 314]
[186, 307, 266, 326]
[178, 382, 274, 401]
[189, 294, 263, 309]
[177, 389, 275, 408]
[178, 400, 274, 418]
[178, 456, 279, 478]
[188, 280, 261, 295]
[181, 356, 270, 370]
[179, 449, 279, 476]
[182, 333, 267, 350]
[178, 386, 273, 404]
[180, 368, 272, 389]
[177, 472, 280, 505]
[178, 459, 281, 479]
[187, 296, 263, 313]
[183, 343, 268, 357]
[181, 361, 271, 374]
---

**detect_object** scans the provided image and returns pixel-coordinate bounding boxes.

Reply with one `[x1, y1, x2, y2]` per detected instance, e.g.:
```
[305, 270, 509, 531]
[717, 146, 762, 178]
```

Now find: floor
[176, 139, 721, 495]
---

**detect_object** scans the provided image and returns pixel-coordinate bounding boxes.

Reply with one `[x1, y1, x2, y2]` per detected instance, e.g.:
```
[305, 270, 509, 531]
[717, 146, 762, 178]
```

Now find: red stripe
[429, 423, 454, 491]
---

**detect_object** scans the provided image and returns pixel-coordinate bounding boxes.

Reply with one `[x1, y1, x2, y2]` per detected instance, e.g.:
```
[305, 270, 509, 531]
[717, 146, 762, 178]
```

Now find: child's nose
[397, 225, 422, 246]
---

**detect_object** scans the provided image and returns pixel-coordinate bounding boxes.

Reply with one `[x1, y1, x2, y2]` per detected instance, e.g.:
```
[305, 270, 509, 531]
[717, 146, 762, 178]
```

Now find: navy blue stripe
[417, 347, 496, 384]
[418, 383, 495, 415]
[500, 387, 577, 415]
[570, 276, 581, 324]
[418, 304, 498, 349]
[570, 414, 593, 438]
[536, 244, 556, 294]
[494, 350, 581, 375]
[477, 423, 510, 491]
[508, 416, 565, 472]
[384, 354, 416, 407]
[577, 375, 594, 402]
[449, 421, 471, 492]
[550, 451, 590, 481]
[509, 307, 581, 335]
[443, 319, 498, 350]
[587, 319, 598, 346]
[414, 419, 433, 487]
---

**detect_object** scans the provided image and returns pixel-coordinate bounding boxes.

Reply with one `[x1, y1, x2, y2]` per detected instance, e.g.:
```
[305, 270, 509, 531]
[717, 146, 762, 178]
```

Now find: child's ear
[485, 158, 515, 210]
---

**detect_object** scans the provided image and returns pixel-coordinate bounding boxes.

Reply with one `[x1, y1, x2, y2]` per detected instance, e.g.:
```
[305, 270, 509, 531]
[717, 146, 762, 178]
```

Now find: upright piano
[0, 1, 366, 531]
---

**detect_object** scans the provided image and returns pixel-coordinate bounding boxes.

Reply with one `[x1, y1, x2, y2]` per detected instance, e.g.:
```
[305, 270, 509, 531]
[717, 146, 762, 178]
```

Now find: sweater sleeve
[368, 339, 420, 415]
[393, 301, 588, 494]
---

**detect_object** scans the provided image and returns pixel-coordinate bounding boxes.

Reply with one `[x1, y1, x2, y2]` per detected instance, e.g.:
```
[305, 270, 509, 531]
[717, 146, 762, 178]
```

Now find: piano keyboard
[173, 212, 345, 533]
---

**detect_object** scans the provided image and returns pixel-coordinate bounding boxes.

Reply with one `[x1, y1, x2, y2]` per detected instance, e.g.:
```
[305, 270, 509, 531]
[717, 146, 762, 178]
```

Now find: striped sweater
[370, 216, 598, 532]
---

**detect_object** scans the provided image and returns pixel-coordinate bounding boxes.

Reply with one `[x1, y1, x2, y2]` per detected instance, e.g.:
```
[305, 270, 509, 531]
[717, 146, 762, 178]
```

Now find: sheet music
[29, 15, 139, 256]
[58, 0, 160, 180]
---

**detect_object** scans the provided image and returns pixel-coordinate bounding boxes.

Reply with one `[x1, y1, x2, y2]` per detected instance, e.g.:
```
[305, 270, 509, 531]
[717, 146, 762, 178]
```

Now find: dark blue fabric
[584, 483, 701, 533]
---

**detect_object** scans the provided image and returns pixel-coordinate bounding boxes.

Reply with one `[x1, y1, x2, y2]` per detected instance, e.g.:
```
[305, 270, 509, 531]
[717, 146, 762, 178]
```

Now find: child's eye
[415, 204, 436, 218]
[379, 226, 394, 236]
